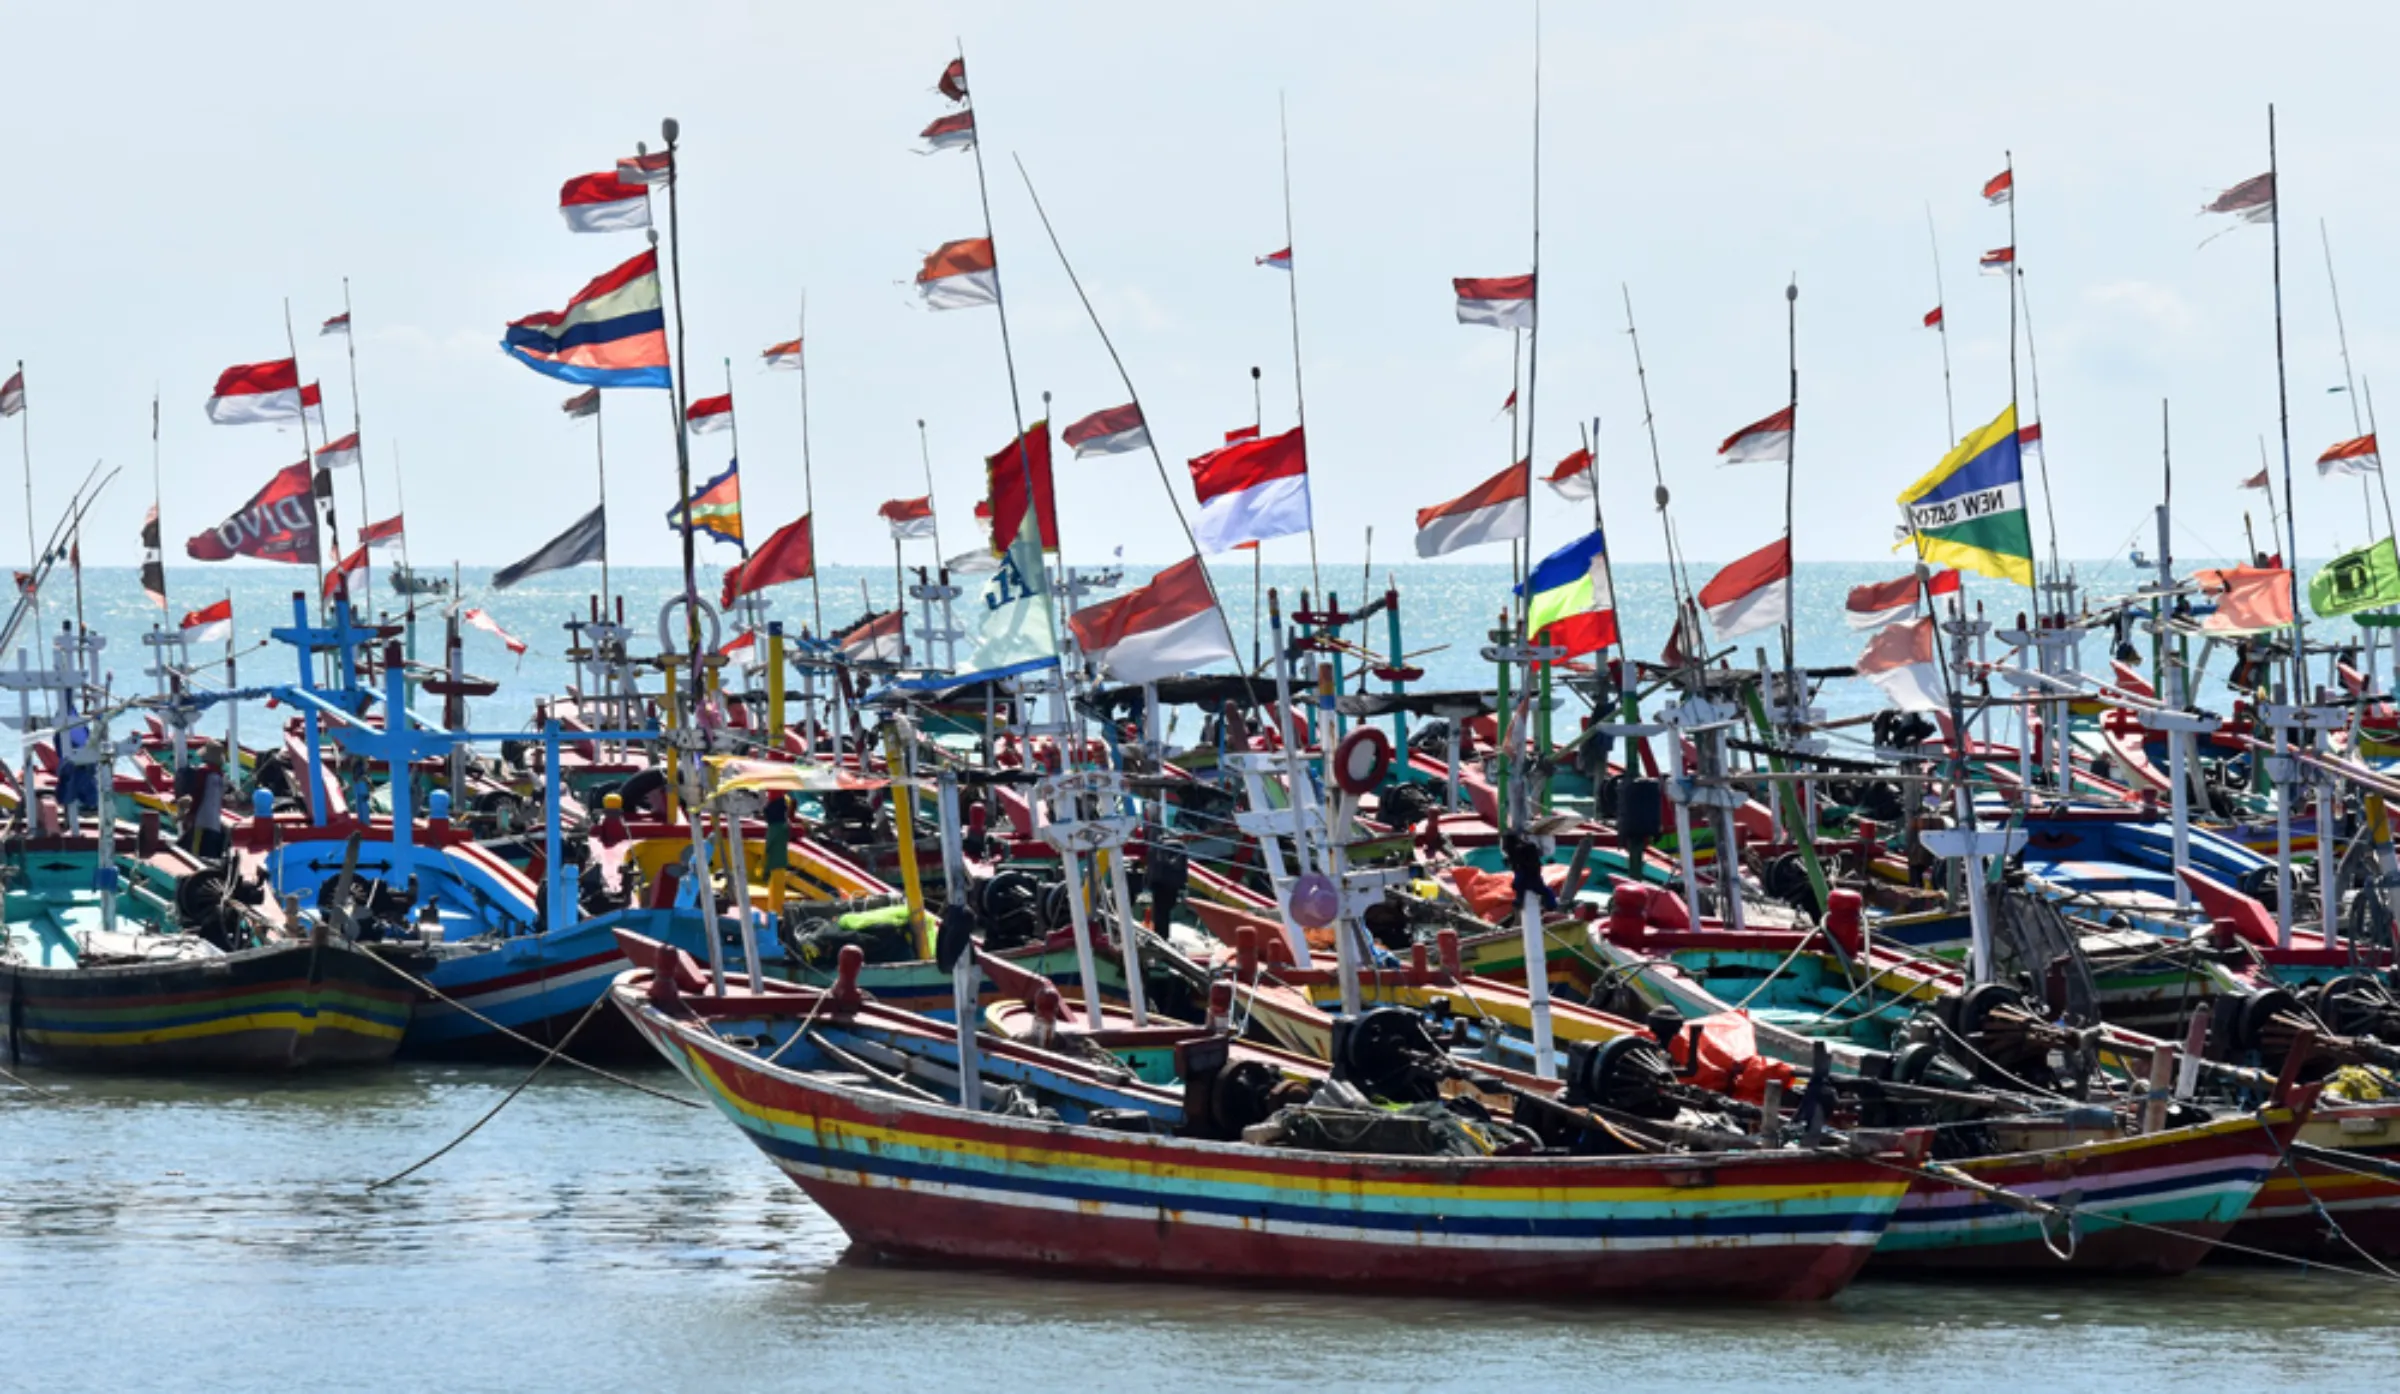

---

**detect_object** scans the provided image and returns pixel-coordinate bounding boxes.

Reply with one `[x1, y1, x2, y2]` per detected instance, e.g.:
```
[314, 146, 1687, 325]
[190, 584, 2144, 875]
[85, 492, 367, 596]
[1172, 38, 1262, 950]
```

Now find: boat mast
[2319, 221, 2395, 539]
[1924, 203, 1956, 447]
[1275, 92, 1322, 602]
[339, 278, 376, 605]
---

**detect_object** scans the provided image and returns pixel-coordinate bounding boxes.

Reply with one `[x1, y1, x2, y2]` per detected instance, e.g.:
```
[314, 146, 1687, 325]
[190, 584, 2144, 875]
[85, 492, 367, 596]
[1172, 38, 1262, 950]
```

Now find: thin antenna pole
[150, 389, 165, 619]
[593, 394, 611, 615]
[1782, 277, 1799, 715]
[916, 418, 943, 562]
[1622, 286, 1691, 613]
[1252, 366, 1263, 670]
[2367, 380, 2397, 546]
[1925, 203, 1956, 445]
[2258, 435, 2282, 556]
[391, 438, 413, 580]
[341, 278, 375, 606]
[2320, 220, 2391, 538]
[959, 41, 1062, 659]
[2016, 267, 2063, 589]
[2269, 104, 2306, 694]
[1519, 1, 1542, 629]
[14, 360, 34, 636]
[283, 299, 329, 613]
[653, 120, 702, 682]
[1014, 154, 1239, 658]
[1277, 93, 1322, 601]
[797, 299, 822, 639]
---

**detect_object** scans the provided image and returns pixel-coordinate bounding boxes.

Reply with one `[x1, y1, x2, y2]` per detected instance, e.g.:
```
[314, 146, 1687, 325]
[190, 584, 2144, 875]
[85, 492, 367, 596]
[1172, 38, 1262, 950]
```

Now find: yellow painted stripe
[26, 1009, 405, 1049]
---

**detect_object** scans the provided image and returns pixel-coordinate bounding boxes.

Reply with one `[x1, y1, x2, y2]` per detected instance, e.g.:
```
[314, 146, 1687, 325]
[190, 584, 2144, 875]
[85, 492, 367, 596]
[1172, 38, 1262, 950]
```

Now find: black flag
[493, 505, 606, 590]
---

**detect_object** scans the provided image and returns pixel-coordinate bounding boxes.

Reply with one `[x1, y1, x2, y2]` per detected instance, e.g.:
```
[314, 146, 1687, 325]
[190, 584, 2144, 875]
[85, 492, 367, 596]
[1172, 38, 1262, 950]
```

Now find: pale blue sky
[2, 1, 2394, 575]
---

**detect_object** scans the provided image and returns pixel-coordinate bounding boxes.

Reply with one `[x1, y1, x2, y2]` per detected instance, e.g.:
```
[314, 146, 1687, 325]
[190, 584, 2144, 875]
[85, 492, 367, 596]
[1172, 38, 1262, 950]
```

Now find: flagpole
[1509, 328, 1526, 614]
[1999, 152, 2041, 606]
[1781, 277, 1799, 722]
[2259, 435, 2283, 557]
[13, 360, 34, 637]
[651, 122, 703, 685]
[958, 43, 1064, 662]
[1277, 92, 1323, 602]
[2368, 380, 2395, 546]
[340, 278, 375, 607]
[150, 389, 166, 620]
[593, 393, 611, 617]
[2268, 104, 2306, 694]
[916, 418, 943, 562]
[1013, 153, 1240, 661]
[1252, 366, 1264, 670]
[1924, 203, 1956, 446]
[2320, 221, 2394, 538]
[1520, 2, 1543, 634]
[1622, 286, 1692, 615]
[797, 299, 822, 641]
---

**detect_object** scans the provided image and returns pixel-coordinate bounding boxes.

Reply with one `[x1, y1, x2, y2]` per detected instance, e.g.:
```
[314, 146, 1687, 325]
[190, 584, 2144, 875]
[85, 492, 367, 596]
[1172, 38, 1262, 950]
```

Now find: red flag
[721, 514, 815, 606]
[1982, 169, 2013, 205]
[936, 57, 968, 102]
[1923, 306, 1944, 329]
[323, 542, 369, 599]
[186, 462, 320, 565]
[985, 421, 1056, 552]
[1224, 424, 1260, 445]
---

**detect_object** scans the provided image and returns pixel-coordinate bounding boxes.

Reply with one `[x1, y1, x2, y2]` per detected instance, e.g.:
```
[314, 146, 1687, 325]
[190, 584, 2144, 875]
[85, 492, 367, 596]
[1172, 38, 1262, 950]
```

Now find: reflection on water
[5, 1065, 2399, 1393]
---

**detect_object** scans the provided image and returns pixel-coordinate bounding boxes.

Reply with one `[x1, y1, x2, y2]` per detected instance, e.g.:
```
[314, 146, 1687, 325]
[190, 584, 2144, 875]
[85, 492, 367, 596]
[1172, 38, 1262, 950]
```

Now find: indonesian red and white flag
[1256, 247, 1292, 271]
[1982, 169, 2013, 205]
[1189, 425, 1310, 554]
[760, 338, 804, 371]
[718, 629, 756, 658]
[1857, 617, 1946, 712]
[2018, 421, 2044, 468]
[1062, 403, 1149, 459]
[1980, 245, 2015, 275]
[616, 150, 672, 187]
[878, 495, 937, 540]
[205, 358, 302, 425]
[2319, 432, 2381, 476]
[359, 514, 405, 550]
[917, 237, 999, 310]
[919, 110, 975, 154]
[2204, 172, 2275, 224]
[936, 57, 969, 103]
[300, 383, 327, 438]
[1718, 405, 1794, 466]
[1546, 447, 1595, 501]
[463, 607, 528, 656]
[320, 312, 350, 337]
[1698, 536, 1791, 641]
[2239, 466, 2271, 491]
[314, 431, 362, 470]
[559, 171, 652, 233]
[685, 393, 734, 434]
[1923, 306, 1944, 329]
[1454, 274, 1535, 330]
[840, 609, 906, 663]
[0, 370, 21, 418]
[180, 598, 233, 645]
[323, 542, 370, 599]
[1067, 556, 1234, 683]
[1497, 388, 1517, 419]
[1414, 462, 1529, 558]
[1845, 568, 1961, 630]
[1224, 424, 1259, 445]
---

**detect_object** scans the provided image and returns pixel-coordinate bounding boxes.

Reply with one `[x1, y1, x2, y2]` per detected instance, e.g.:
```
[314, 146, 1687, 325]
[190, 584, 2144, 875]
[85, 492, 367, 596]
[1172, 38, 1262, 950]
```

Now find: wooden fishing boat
[608, 931, 1915, 1301]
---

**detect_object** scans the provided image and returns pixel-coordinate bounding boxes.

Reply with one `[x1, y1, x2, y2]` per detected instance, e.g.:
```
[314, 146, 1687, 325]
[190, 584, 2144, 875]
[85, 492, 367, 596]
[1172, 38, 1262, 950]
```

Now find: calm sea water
[11, 560, 2400, 1392]
[4, 1064, 2398, 1394]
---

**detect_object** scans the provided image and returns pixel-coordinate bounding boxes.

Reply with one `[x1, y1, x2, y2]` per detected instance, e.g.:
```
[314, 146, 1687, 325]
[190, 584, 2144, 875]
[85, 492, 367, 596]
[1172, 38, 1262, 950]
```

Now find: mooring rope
[366, 991, 610, 1191]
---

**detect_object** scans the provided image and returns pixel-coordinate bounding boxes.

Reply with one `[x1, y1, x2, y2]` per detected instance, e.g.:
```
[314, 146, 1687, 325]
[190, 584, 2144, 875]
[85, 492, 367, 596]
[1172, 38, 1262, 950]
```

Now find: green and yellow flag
[1896, 405, 2036, 587]
[2310, 536, 2400, 617]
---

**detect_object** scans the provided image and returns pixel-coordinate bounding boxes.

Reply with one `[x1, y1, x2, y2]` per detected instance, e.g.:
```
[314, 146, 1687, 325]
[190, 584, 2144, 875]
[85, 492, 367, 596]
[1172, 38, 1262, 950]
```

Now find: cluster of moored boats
[7, 541, 2400, 1305]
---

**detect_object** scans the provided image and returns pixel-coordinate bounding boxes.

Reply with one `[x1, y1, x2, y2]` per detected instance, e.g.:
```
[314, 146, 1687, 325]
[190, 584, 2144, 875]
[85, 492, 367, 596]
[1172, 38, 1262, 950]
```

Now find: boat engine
[1329, 1008, 1446, 1104]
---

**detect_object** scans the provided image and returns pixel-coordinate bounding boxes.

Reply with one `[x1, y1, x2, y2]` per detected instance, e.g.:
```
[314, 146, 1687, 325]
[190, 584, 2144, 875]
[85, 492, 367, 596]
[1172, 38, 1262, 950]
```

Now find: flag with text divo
[186, 461, 320, 565]
[1067, 556, 1234, 683]
[1897, 404, 2035, 586]
[2309, 537, 2400, 618]
[1856, 617, 1946, 713]
[972, 508, 1059, 670]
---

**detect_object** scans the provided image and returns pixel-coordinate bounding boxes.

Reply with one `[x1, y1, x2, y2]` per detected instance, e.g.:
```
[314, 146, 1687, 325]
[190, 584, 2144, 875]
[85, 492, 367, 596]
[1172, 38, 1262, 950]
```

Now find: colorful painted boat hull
[1, 937, 414, 1071]
[2224, 1103, 2400, 1260]
[1872, 1117, 2282, 1274]
[616, 985, 1914, 1301]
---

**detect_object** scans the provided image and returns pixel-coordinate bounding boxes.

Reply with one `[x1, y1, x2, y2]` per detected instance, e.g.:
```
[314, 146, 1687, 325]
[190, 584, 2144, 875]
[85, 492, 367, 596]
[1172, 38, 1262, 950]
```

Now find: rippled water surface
[6, 1064, 2400, 1394]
